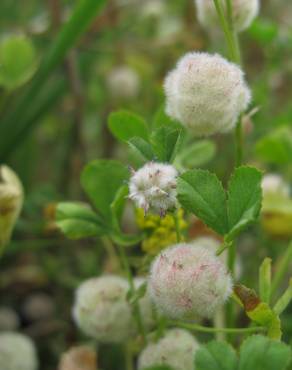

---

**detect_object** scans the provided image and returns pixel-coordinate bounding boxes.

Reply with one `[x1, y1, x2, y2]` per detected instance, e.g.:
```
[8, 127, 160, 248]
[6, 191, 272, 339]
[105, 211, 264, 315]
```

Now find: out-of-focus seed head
[59, 346, 97, 370]
[73, 275, 133, 343]
[138, 328, 199, 370]
[195, 0, 260, 32]
[0, 307, 20, 331]
[129, 162, 178, 215]
[149, 243, 233, 319]
[0, 332, 38, 370]
[22, 293, 55, 322]
[0, 165, 23, 250]
[261, 174, 290, 198]
[107, 66, 140, 100]
[164, 52, 251, 136]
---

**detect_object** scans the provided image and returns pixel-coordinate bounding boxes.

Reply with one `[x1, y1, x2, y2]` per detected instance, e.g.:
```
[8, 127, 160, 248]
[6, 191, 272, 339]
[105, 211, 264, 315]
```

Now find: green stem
[273, 278, 292, 316]
[271, 241, 292, 298]
[235, 117, 243, 167]
[116, 242, 147, 343]
[226, 241, 236, 328]
[169, 320, 264, 334]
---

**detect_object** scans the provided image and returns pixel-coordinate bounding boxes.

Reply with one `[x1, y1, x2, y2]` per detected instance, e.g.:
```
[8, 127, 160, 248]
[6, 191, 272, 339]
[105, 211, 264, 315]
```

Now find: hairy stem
[271, 241, 292, 299]
[173, 210, 182, 243]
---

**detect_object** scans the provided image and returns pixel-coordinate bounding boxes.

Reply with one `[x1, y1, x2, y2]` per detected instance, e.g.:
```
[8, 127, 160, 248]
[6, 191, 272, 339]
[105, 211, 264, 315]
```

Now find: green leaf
[239, 335, 291, 370]
[81, 160, 129, 225]
[0, 0, 107, 159]
[108, 110, 148, 142]
[128, 137, 155, 162]
[176, 140, 216, 169]
[151, 127, 184, 163]
[195, 341, 238, 370]
[226, 166, 262, 240]
[0, 35, 38, 90]
[255, 127, 292, 165]
[177, 169, 228, 235]
[56, 202, 105, 239]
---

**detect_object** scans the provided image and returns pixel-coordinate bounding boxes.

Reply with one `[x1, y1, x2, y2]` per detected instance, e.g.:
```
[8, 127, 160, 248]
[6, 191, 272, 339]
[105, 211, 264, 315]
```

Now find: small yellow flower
[136, 209, 187, 255]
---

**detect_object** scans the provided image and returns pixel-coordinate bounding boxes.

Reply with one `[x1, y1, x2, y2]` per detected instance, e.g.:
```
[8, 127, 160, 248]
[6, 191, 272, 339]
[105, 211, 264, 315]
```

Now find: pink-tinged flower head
[149, 243, 233, 319]
[129, 162, 178, 215]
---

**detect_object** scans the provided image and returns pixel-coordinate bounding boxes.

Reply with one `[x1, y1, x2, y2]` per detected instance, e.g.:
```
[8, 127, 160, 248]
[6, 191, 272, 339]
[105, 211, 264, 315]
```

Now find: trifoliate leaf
[195, 340, 237, 370]
[108, 110, 149, 142]
[81, 160, 129, 225]
[56, 202, 105, 239]
[239, 335, 291, 370]
[226, 166, 262, 241]
[177, 169, 228, 235]
[128, 137, 155, 162]
[151, 126, 184, 163]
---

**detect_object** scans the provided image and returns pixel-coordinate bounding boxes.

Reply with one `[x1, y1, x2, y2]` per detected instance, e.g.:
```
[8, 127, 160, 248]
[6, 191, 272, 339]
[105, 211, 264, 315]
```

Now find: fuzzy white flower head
[129, 162, 178, 215]
[261, 174, 290, 198]
[0, 307, 20, 331]
[192, 236, 242, 279]
[0, 332, 38, 370]
[107, 66, 140, 99]
[138, 328, 199, 370]
[73, 275, 133, 343]
[149, 243, 233, 319]
[0, 165, 23, 249]
[164, 52, 251, 136]
[195, 0, 260, 32]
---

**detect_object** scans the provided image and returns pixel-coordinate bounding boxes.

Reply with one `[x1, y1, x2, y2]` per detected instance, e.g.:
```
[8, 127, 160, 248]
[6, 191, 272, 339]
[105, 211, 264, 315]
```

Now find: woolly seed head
[138, 328, 199, 370]
[164, 52, 251, 136]
[129, 162, 178, 215]
[107, 66, 140, 99]
[195, 0, 260, 32]
[73, 275, 133, 343]
[0, 332, 38, 370]
[149, 243, 233, 319]
[261, 174, 290, 198]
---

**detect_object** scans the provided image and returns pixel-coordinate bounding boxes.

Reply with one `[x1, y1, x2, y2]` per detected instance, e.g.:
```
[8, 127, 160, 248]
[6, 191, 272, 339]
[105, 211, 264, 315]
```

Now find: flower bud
[73, 275, 133, 343]
[138, 329, 199, 370]
[0, 332, 38, 370]
[0, 165, 23, 251]
[195, 0, 260, 32]
[149, 243, 233, 319]
[107, 66, 140, 100]
[129, 162, 178, 215]
[164, 52, 251, 136]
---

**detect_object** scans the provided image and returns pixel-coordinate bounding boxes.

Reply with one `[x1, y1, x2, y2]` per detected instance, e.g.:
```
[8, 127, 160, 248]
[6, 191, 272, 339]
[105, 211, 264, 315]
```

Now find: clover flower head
[73, 275, 133, 343]
[164, 52, 251, 136]
[0, 332, 38, 370]
[138, 328, 199, 370]
[107, 66, 140, 99]
[0, 165, 24, 248]
[195, 0, 260, 32]
[261, 174, 290, 198]
[149, 243, 233, 319]
[129, 162, 178, 215]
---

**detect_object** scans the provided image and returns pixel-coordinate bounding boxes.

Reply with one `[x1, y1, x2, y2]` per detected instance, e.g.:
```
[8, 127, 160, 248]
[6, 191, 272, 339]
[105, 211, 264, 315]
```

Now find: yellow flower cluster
[136, 208, 187, 255]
